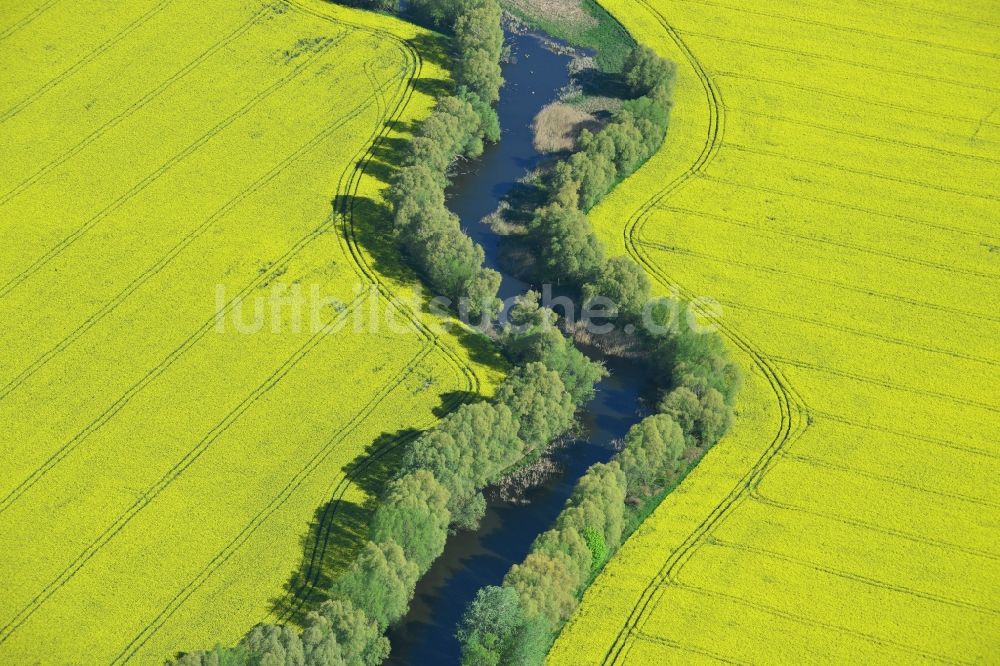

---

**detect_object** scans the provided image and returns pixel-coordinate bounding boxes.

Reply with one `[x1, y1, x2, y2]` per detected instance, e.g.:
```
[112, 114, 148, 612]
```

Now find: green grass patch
[503, 0, 635, 72]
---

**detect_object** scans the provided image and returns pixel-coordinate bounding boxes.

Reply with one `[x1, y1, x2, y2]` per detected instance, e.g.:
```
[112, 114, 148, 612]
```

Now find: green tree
[698, 387, 732, 447]
[314, 600, 389, 666]
[504, 552, 577, 627]
[565, 136, 617, 210]
[618, 414, 685, 495]
[459, 87, 500, 143]
[602, 113, 646, 176]
[584, 256, 650, 319]
[456, 586, 524, 666]
[531, 527, 591, 586]
[403, 400, 524, 514]
[389, 164, 444, 231]
[370, 470, 451, 573]
[454, 0, 504, 102]
[623, 45, 675, 98]
[557, 462, 626, 550]
[642, 299, 741, 403]
[329, 540, 419, 629]
[450, 491, 487, 532]
[493, 362, 576, 451]
[658, 386, 701, 444]
[240, 624, 307, 666]
[500, 292, 605, 405]
[406, 0, 465, 29]
[660, 386, 732, 448]
[529, 199, 604, 285]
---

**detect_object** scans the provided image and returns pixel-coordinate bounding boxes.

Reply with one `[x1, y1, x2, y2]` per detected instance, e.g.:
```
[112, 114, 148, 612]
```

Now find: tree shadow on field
[270, 373, 490, 625]
[334, 194, 412, 285]
[432, 389, 483, 417]
[406, 32, 453, 71]
[270, 427, 421, 625]
[365, 135, 411, 185]
[411, 76, 453, 100]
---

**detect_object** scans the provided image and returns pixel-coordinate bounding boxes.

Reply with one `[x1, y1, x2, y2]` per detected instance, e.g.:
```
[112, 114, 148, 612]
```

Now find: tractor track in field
[723, 142, 1000, 202]
[652, 204, 1000, 280]
[664, 579, 969, 665]
[730, 108, 1000, 167]
[714, 298, 1000, 369]
[811, 408, 1000, 460]
[853, 0, 1000, 31]
[749, 489, 1000, 562]
[700, 172, 1000, 243]
[782, 452, 1000, 509]
[706, 537, 1000, 614]
[675, 29, 1000, 95]
[0, 286, 369, 646]
[637, 240, 1000, 324]
[713, 71, 1000, 130]
[601, 0, 811, 662]
[106, 3, 483, 658]
[0, 31, 339, 301]
[772, 356, 1000, 414]
[676, 0, 1000, 60]
[0, 0, 176, 124]
[0, 5, 480, 648]
[267, 6, 480, 626]
[0, 3, 285, 208]
[0, 67, 400, 516]
[111, 342, 436, 665]
[0, 58, 386, 405]
[0, 0, 61, 43]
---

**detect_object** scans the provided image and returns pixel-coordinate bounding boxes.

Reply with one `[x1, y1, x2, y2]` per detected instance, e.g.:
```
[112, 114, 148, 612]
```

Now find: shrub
[581, 526, 608, 574]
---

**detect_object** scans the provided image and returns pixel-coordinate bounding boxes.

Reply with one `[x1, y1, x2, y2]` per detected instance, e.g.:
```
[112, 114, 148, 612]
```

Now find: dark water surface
[386, 30, 650, 665]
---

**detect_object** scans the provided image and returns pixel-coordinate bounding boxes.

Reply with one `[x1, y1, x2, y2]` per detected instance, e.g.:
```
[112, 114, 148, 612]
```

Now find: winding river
[386, 28, 651, 665]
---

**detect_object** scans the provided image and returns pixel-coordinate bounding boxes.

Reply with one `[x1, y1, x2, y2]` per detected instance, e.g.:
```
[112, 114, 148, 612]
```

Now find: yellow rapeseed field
[0, 0, 499, 662]
[551, 0, 999, 662]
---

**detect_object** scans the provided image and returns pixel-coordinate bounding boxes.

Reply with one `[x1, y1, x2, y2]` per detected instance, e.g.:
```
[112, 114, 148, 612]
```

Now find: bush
[581, 526, 607, 575]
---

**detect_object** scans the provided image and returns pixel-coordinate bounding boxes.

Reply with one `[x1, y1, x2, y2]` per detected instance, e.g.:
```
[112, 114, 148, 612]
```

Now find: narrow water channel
[386, 29, 651, 665]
